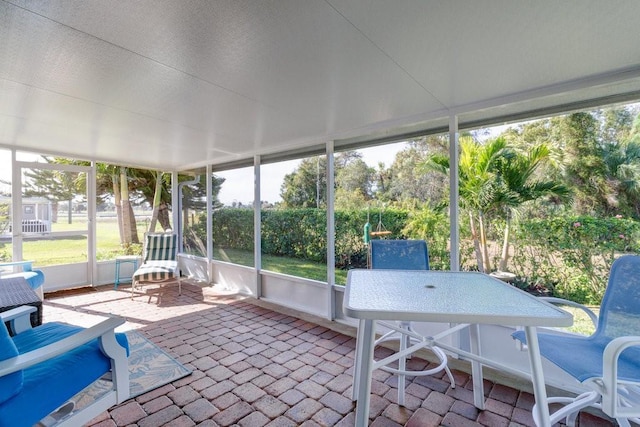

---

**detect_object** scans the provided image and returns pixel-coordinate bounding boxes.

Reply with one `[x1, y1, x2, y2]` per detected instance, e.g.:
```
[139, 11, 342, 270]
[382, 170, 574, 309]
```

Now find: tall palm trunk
[478, 211, 492, 273]
[469, 212, 484, 272]
[499, 210, 512, 271]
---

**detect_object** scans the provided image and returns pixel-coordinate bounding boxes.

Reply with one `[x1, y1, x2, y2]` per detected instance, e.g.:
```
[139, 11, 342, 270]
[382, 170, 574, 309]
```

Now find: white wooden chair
[0, 305, 129, 427]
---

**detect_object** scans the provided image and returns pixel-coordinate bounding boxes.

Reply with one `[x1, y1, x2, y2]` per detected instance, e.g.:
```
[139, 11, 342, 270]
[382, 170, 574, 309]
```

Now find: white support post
[449, 114, 460, 271]
[88, 162, 97, 285]
[11, 150, 22, 262]
[254, 155, 262, 297]
[206, 164, 213, 284]
[326, 141, 336, 320]
[171, 171, 179, 233]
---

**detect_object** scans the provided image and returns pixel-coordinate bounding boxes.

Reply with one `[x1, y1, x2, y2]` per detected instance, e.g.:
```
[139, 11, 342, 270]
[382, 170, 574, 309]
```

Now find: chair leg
[130, 280, 137, 300]
[533, 392, 600, 427]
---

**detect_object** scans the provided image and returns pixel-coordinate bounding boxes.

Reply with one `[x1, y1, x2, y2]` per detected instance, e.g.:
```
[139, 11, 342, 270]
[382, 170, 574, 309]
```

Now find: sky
[214, 127, 513, 206]
[0, 144, 407, 205]
[215, 142, 409, 206]
[0, 125, 510, 206]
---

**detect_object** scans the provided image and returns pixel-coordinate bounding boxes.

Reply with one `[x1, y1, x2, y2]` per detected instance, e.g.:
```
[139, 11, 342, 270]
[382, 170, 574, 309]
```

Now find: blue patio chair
[369, 239, 455, 406]
[131, 232, 181, 300]
[513, 254, 640, 427]
[0, 260, 45, 297]
[0, 305, 129, 427]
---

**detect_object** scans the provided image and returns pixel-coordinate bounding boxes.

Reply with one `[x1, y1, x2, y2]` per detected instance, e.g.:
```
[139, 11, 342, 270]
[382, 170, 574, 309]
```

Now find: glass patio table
[344, 269, 573, 427]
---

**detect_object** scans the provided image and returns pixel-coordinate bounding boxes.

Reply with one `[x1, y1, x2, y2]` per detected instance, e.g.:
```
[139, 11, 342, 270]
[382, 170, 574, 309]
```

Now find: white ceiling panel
[1, 0, 640, 170]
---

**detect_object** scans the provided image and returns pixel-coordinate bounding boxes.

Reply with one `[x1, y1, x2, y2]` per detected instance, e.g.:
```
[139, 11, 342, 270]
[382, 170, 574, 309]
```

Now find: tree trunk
[469, 212, 484, 272]
[183, 205, 189, 236]
[148, 171, 164, 232]
[499, 211, 512, 272]
[158, 202, 171, 231]
[128, 202, 139, 244]
[478, 211, 492, 273]
[120, 168, 134, 244]
[113, 173, 124, 244]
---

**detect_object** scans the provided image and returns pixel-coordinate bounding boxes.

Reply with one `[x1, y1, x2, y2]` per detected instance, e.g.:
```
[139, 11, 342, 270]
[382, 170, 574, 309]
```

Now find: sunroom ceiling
[2, 0, 640, 171]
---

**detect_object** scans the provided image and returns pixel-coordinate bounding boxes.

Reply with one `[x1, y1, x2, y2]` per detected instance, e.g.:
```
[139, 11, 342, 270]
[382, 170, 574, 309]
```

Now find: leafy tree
[378, 136, 448, 205]
[558, 112, 607, 214]
[335, 152, 374, 209]
[599, 114, 640, 218]
[280, 152, 377, 209]
[335, 152, 373, 198]
[280, 156, 327, 208]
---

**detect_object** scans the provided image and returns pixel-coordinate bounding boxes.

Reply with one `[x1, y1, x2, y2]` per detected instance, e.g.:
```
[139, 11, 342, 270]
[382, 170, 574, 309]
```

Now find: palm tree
[492, 144, 571, 271]
[424, 136, 509, 272]
[423, 136, 570, 272]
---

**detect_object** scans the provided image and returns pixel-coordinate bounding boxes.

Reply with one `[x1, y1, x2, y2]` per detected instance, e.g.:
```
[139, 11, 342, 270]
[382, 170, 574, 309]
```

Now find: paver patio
[40, 281, 616, 427]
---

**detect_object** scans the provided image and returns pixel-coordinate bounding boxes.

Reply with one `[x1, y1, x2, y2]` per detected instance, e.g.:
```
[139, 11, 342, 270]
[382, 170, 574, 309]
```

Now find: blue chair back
[597, 255, 640, 340]
[369, 239, 429, 270]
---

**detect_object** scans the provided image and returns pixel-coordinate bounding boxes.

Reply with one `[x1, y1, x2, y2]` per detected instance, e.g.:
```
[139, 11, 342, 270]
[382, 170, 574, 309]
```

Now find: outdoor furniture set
[347, 240, 640, 427]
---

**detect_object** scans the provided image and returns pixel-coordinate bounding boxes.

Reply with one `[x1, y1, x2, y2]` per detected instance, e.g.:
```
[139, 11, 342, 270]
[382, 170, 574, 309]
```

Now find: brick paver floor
[40, 281, 616, 427]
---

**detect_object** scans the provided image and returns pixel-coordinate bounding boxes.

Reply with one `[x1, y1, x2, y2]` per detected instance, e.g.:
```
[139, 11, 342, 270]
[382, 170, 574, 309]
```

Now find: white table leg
[524, 326, 551, 427]
[352, 319, 365, 400]
[397, 322, 408, 406]
[355, 319, 376, 427]
[469, 323, 485, 410]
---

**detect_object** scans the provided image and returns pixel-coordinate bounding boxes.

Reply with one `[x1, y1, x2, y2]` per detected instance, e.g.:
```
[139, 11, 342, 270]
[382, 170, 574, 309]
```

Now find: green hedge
[204, 207, 409, 268]
[202, 208, 640, 304]
[511, 215, 640, 304]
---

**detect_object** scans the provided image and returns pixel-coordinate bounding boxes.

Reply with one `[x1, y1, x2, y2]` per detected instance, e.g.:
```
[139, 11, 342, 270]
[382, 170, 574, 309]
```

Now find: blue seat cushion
[0, 324, 22, 405]
[513, 331, 640, 382]
[0, 322, 129, 427]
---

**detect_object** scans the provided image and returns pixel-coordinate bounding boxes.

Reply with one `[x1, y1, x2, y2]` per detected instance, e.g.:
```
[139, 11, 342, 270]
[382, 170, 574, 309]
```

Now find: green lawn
[2, 221, 600, 335]
[213, 247, 349, 284]
[0, 219, 146, 265]
[1, 221, 349, 286]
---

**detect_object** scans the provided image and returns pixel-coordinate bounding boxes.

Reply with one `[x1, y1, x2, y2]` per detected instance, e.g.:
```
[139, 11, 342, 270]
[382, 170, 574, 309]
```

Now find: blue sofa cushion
[0, 323, 22, 405]
[0, 322, 129, 427]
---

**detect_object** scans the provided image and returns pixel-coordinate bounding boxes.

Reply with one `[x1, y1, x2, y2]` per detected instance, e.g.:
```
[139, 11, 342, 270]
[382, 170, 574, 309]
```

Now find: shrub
[511, 215, 640, 304]
[203, 207, 639, 304]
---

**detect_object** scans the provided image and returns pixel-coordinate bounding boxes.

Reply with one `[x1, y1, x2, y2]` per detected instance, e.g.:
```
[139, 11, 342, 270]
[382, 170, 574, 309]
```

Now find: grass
[0, 221, 350, 285]
[1, 221, 603, 334]
[0, 219, 148, 265]
[556, 305, 598, 336]
[213, 247, 349, 284]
